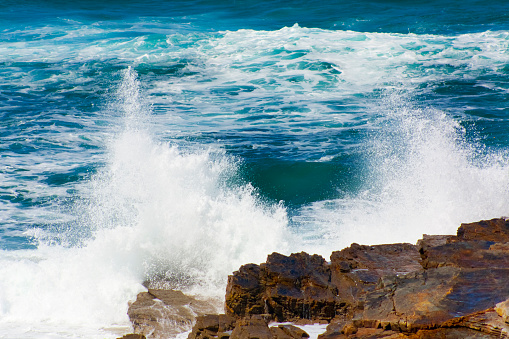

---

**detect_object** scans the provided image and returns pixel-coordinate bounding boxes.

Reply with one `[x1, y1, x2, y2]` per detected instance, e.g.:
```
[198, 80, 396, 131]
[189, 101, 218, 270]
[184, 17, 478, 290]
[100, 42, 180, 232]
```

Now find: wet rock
[127, 289, 219, 338]
[330, 243, 422, 275]
[226, 252, 343, 322]
[172, 218, 509, 339]
[329, 243, 422, 304]
[457, 218, 509, 242]
[270, 324, 310, 339]
[419, 219, 509, 269]
[187, 314, 236, 339]
[230, 316, 273, 339]
[496, 299, 509, 324]
[410, 327, 498, 338]
[117, 335, 146, 339]
[358, 267, 509, 331]
[418, 239, 509, 269]
[189, 314, 312, 339]
[225, 263, 263, 318]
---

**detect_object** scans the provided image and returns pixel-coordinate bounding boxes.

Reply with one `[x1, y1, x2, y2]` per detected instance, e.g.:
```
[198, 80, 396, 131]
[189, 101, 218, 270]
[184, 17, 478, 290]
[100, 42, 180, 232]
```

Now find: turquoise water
[1, 1, 509, 337]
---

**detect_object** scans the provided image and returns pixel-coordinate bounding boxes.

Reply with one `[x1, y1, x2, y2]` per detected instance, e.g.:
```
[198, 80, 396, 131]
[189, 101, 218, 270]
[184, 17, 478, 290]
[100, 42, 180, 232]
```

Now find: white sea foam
[0, 68, 288, 338]
[295, 91, 509, 256]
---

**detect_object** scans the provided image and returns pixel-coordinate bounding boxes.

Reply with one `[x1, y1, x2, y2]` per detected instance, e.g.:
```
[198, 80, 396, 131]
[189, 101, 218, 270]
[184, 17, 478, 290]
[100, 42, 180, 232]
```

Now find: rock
[410, 327, 498, 338]
[329, 243, 422, 304]
[357, 266, 509, 331]
[496, 299, 509, 324]
[145, 218, 509, 338]
[225, 263, 263, 318]
[127, 289, 219, 338]
[187, 314, 236, 339]
[230, 315, 273, 339]
[457, 218, 509, 242]
[331, 243, 422, 275]
[317, 317, 348, 339]
[189, 314, 311, 339]
[226, 252, 343, 322]
[270, 324, 310, 338]
[225, 245, 424, 324]
[418, 238, 509, 269]
[117, 335, 146, 339]
[418, 219, 509, 270]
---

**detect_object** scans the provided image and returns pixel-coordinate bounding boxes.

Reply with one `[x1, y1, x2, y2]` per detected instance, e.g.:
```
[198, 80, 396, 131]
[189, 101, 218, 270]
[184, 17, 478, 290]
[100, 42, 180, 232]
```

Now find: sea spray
[84, 67, 289, 294]
[0, 68, 289, 338]
[294, 90, 509, 256]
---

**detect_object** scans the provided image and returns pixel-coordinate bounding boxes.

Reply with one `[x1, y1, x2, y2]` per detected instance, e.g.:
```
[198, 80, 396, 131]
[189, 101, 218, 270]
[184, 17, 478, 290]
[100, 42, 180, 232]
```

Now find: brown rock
[331, 243, 422, 275]
[222, 218, 509, 338]
[410, 328, 496, 338]
[128, 289, 219, 338]
[358, 267, 509, 332]
[419, 239, 509, 269]
[270, 324, 310, 339]
[454, 309, 509, 338]
[187, 314, 236, 339]
[226, 252, 343, 322]
[225, 263, 263, 318]
[230, 315, 273, 339]
[496, 298, 509, 324]
[117, 335, 146, 339]
[329, 243, 422, 305]
[457, 218, 509, 242]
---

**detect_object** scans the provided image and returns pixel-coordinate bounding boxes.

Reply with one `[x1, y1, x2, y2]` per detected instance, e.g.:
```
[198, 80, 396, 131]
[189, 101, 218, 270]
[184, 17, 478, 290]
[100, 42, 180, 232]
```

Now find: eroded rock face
[127, 289, 219, 338]
[133, 218, 509, 339]
[326, 218, 509, 338]
[187, 314, 237, 339]
[329, 243, 422, 305]
[358, 267, 509, 331]
[457, 218, 509, 242]
[226, 252, 344, 322]
[496, 299, 509, 324]
[225, 245, 424, 323]
[187, 315, 310, 339]
[117, 334, 147, 339]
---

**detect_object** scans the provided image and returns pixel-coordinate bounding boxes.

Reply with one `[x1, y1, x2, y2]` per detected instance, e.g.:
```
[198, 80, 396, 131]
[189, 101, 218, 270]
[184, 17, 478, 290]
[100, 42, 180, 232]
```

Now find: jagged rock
[357, 266, 509, 332]
[330, 243, 422, 275]
[225, 245, 423, 323]
[419, 239, 509, 269]
[117, 335, 146, 339]
[226, 252, 343, 322]
[144, 218, 509, 339]
[270, 324, 310, 338]
[457, 218, 509, 242]
[410, 328, 498, 338]
[230, 316, 273, 339]
[127, 289, 219, 338]
[329, 243, 422, 305]
[496, 299, 509, 324]
[188, 314, 311, 339]
[187, 314, 236, 339]
[418, 219, 509, 269]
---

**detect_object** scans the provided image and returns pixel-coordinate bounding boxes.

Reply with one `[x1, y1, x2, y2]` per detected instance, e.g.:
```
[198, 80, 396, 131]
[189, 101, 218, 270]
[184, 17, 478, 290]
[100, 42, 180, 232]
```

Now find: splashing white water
[295, 91, 509, 256]
[0, 68, 288, 338]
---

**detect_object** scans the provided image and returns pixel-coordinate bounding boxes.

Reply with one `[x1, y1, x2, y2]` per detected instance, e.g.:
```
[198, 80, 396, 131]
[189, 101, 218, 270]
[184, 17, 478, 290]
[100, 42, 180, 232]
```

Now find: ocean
[1, 0, 509, 337]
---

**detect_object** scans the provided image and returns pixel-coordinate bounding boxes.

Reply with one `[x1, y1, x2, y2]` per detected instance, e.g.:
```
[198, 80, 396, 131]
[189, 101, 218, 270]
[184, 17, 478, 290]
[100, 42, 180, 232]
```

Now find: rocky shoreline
[119, 218, 509, 339]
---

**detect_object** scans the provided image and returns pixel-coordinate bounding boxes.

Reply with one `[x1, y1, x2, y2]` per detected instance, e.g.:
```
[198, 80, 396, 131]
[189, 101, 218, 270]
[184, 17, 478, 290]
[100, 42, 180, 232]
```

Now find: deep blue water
[1, 1, 509, 337]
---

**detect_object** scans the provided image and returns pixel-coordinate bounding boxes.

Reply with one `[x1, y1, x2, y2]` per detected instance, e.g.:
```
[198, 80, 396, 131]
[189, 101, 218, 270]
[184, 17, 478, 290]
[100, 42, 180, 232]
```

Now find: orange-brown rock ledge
[121, 218, 509, 339]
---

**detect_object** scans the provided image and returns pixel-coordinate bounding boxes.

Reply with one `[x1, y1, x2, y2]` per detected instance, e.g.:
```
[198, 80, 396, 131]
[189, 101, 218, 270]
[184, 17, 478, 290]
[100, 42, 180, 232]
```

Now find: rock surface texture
[126, 289, 219, 338]
[221, 218, 509, 338]
[124, 218, 509, 338]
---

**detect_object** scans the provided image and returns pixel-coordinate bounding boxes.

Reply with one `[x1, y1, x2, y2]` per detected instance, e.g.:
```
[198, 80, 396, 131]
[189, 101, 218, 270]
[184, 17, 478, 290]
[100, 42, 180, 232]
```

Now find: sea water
[1, 0, 509, 337]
